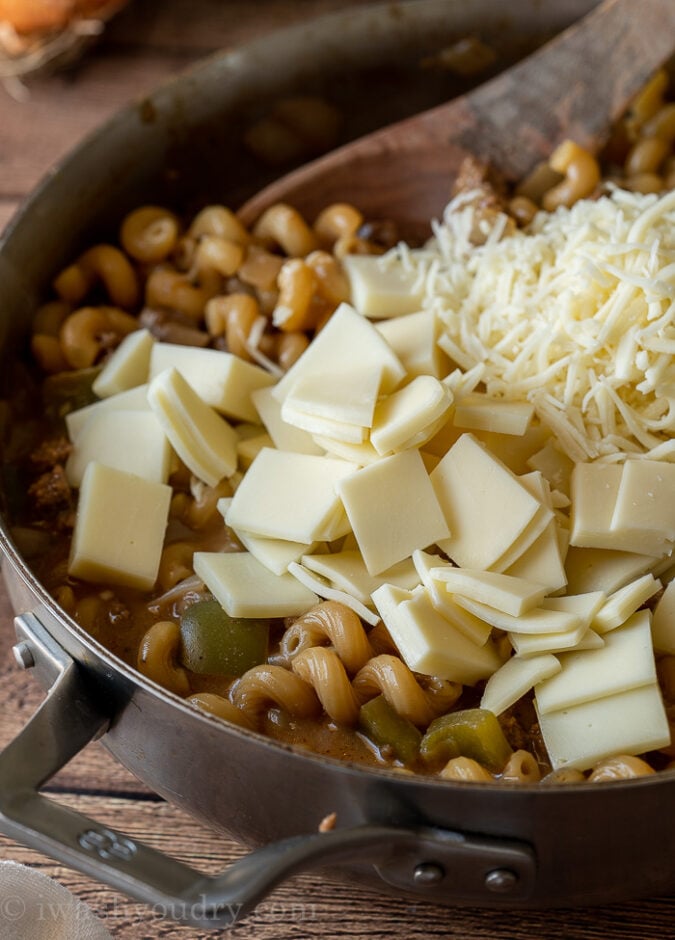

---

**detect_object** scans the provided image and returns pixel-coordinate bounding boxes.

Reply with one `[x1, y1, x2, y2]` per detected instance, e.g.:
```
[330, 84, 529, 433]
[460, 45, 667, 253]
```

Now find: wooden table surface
[1, 2, 675, 937]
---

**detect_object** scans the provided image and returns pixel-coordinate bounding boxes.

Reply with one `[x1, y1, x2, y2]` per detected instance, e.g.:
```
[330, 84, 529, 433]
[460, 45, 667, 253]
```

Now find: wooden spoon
[238, 0, 675, 235]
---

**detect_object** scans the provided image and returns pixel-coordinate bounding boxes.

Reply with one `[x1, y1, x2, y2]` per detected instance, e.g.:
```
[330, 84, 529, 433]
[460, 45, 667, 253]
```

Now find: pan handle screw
[12, 641, 35, 670]
[412, 861, 445, 886]
[485, 868, 518, 893]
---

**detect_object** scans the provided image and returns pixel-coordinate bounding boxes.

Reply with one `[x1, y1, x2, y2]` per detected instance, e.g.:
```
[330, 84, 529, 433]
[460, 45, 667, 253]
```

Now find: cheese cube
[508, 622, 592, 656]
[592, 573, 661, 633]
[312, 435, 381, 466]
[376, 309, 450, 379]
[526, 439, 574, 496]
[149, 343, 275, 422]
[231, 529, 313, 577]
[92, 328, 153, 398]
[453, 394, 534, 436]
[569, 462, 622, 548]
[370, 376, 453, 455]
[431, 433, 541, 569]
[281, 401, 368, 444]
[342, 253, 425, 318]
[570, 462, 670, 556]
[535, 610, 657, 715]
[225, 447, 354, 543]
[453, 595, 581, 635]
[536, 683, 670, 771]
[236, 432, 274, 469]
[283, 367, 382, 429]
[194, 551, 318, 618]
[611, 459, 675, 543]
[431, 568, 546, 617]
[652, 580, 675, 653]
[287, 562, 379, 626]
[336, 449, 450, 576]
[65, 409, 171, 487]
[481, 653, 561, 716]
[371, 584, 502, 685]
[250, 386, 323, 455]
[66, 384, 152, 442]
[69, 462, 171, 590]
[148, 367, 238, 487]
[541, 591, 606, 626]
[564, 545, 657, 595]
[300, 549, 419, 605]
[412, 550, 492, 645]
[504, 519, 568, 593]
[273, 302, 406, 401]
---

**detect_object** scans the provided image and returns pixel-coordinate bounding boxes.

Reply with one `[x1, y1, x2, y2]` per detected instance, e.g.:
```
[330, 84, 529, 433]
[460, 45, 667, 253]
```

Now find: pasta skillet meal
[11, 68, 675, 786]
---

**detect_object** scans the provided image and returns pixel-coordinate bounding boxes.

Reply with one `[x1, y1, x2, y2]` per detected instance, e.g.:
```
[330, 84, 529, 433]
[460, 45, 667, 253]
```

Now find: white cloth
[0, 861, 112, 940]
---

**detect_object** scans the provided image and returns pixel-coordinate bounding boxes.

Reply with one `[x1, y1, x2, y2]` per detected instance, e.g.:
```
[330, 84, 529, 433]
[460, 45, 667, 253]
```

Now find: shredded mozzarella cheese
[402, 187, 675, 461]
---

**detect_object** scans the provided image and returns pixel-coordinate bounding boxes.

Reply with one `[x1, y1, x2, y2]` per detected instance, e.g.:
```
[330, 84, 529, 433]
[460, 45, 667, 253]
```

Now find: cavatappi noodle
[11, 68, 675, 785]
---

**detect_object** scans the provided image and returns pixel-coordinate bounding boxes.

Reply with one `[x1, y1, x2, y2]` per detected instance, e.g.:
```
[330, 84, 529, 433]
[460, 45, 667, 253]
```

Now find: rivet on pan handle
[0, 612, 536, 927]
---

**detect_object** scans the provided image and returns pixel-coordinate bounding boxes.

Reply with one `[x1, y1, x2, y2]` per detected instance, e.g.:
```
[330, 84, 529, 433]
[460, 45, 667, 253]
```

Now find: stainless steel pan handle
[0, 612, 536, 928]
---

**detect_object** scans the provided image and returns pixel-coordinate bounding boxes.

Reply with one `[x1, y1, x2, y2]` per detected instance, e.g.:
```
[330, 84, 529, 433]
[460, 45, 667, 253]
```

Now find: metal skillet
[0, 0, 674, 929]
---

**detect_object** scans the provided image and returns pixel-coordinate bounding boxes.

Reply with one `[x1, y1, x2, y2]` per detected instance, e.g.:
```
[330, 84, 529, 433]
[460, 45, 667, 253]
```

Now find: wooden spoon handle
[239, 0, 674, 228]
[456, 0, 675, 180]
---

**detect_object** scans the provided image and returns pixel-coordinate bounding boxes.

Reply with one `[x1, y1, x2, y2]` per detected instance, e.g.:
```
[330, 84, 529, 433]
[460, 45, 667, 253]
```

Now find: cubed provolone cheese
[148, 367, 238, 487]
[236, 432, 274, 469]
[225, 447, 354, 543]
[287, 562, 379, 626]
[92, 328, 154, 398]
[66, 383, 151, 442]
[283, 367, 382, 429]
[412, 550, 492, 645]
[652, 580, 675, 653]
[481, 653, 561, 716]
[541, 591, 606, 627]
[376, 309, 450, 379]
[430, 567, 546, 617]
[371, 583, 502, 685]
[570, 461, 670, 556]
[281, 400, 368, 444]
[526, 439, 574, 496]
[535, 610, 657, 716]
[312, 435, 381, 465]
[336, 448, 450, 576]
[431, 433, 541, 569]
[592, 573, 661, 633]
[273, 302, 405, 401]
[370, 376, 453, 455]
[569, 462, 622, 548]
[342, 253, 425, 318]
[453, 595, 581, 635]
[217, 498, 314, 576]
[610, 459, 675, 542]
[250, 386, 323, 455]
[150, 343, 275, 422]
[453, 394, 534, 436]
[508, 622, 592, 656]
[69, 461, 171, 590]
[535, 682, 670, 771]
[65, 409, 171, 486]
[300, 549, 419, 606]
[564, 545, 657, 595]
[503, 519, 568, 593]
[194, 551, 318, 618]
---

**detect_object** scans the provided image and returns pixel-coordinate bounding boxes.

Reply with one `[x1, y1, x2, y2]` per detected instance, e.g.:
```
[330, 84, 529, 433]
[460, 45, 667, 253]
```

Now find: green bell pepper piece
[420, 708, 512, 772]
[180, 599, 269, 676]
